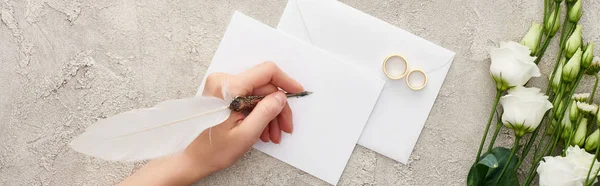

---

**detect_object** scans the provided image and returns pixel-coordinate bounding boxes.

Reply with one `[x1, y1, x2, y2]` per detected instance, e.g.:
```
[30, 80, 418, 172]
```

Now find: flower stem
[583, 75, 600, 186]
[564, 114, 583, 155]
[559, 22, 571, 49]
[524, 163, 538, 186]
[590, 74, 599, 104]
[543, 0, 550, 23]
[549, 120, 563, 154]
[487, 119, 503, 152]
[524, 122, 565, 186]
[584, 120, 600, 186]
[518, 112, 550, 169]
[533, 112, 552, 156]
[495, 136, 520, 185]
[559, 4, 575, 49]
[526, 45, 566, 165]
[545, 43, 565, 96]
[525, 124, 563, 186]
[534, 38, 553, 65]
[475, 90, 502, 162]
[523, 53, 567, 185]
[534, 5, 560, 65]
[553, 72, 585, 155]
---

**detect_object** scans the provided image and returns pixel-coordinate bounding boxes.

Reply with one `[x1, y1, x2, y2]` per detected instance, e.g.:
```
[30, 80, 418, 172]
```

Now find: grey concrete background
[1, 0, 600, 185]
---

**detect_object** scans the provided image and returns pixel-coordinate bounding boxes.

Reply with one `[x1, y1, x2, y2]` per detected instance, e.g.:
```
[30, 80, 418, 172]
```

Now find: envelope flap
[276, 0, 313, 44]
[294, 0, 455, 75]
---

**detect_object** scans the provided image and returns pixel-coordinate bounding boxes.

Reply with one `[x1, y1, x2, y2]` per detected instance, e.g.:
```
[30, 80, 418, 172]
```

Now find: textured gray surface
[2, 0, 600, 185]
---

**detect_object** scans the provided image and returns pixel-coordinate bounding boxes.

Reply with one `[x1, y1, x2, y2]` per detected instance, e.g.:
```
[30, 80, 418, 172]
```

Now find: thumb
[233, 91, 287, 140]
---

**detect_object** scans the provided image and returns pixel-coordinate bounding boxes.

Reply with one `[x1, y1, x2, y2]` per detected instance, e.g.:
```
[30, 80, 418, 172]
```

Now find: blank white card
[196, 12, 384, 185]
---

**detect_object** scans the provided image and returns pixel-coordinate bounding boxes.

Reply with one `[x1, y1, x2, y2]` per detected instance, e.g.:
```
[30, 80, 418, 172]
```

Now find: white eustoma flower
[500, 86, 553, 137]
[565, 146, 600, 184]
[490, 41, 541, 91]
[537, 156, 582, 186]
[538, 146, 600, 186]
[572, 93, 591, 102]
[576, 102, 598, 115]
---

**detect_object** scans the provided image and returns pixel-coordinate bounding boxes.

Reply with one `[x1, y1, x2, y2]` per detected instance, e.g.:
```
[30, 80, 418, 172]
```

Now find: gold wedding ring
[382, 55, 408, 80]
[382, 54, 428, 90]
[406, 69, 428, 90]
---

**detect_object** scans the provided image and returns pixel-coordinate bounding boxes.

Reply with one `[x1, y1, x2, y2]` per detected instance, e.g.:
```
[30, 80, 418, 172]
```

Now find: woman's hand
[118, 62, 303, 186]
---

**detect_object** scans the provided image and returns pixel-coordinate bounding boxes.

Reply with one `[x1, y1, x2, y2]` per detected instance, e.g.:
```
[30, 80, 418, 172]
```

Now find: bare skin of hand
[117, 62, 304, 186]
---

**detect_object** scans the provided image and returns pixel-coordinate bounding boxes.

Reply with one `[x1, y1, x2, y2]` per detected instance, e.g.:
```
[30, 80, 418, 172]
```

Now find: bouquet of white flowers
[468, 0, 600, 185]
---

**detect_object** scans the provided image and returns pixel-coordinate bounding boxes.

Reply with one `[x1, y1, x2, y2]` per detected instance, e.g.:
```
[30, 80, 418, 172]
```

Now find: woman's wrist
[178, 151, 217, 183]
[118, 153, 215, 186]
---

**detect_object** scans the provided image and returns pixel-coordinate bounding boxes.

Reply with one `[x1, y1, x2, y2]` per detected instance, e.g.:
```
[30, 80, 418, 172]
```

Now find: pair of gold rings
[382, 55, 428, 90]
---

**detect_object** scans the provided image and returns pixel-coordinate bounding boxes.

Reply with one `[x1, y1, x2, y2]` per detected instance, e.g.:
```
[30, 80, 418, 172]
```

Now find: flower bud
[551, 57, 566, 92]
[562, 116, 573, 140]
[565, 25, 583, 58]
[572, 118, 588, 147]
[545, 7, 561, 37]
[597, 109, 600, 126]
[570, 101, 580, 122]
[587, 57, 600, 75]
[555, 100, 566, 118]
[585, 129, 599, 151]
[548, 119, 558, 134]
[562, 48, 582, 82]
[521, 22, 543, 55]
[582, 42, 595, 69]
[569, 0, 582, 23]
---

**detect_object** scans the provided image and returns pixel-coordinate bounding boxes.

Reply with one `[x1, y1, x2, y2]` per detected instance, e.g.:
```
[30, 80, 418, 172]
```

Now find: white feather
[69, 96, 231, 162]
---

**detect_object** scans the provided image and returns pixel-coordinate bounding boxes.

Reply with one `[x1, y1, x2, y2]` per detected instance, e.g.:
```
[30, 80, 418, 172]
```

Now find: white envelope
[278, 0, 456, 164]
[196, 12, 384, 185]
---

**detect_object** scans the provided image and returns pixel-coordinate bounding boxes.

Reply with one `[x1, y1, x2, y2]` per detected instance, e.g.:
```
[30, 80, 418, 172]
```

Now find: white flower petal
[537, 156, 583, 186]
[593, 56, 600, 65]
[576, 102, 598, 114]
[500, 86, 552, 133]
[490, 42, 542, 87]
[572, 93, 591, 102]
[565, 146, 600, 184]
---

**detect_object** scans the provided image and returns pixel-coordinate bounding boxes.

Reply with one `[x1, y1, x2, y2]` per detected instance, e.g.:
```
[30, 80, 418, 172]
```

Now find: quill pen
[69, 89, 312, 162]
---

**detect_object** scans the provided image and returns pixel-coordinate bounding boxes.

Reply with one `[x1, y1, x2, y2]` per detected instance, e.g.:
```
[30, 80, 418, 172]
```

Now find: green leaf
[468, 153, 499, 186]
[496, 168, 519, 186]
[467, 163, 488, 186]
[478, 154, 499, 168]
[483, 147, 520, 186]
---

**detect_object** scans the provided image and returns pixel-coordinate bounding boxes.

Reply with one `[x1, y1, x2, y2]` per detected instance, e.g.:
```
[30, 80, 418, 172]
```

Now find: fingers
[253, 84, 293, 135]
[260, 127, 270, 142]
[252, 84, 279, 96]
[278, 104, 293, 134]
[231, 91, 287, 142]
[269, 119, 281, 144]
[238, 62, 304, 94]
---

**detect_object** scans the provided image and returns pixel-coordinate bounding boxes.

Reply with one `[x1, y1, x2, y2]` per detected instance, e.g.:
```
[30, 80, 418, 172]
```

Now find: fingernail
[274, 93, 286, 107]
